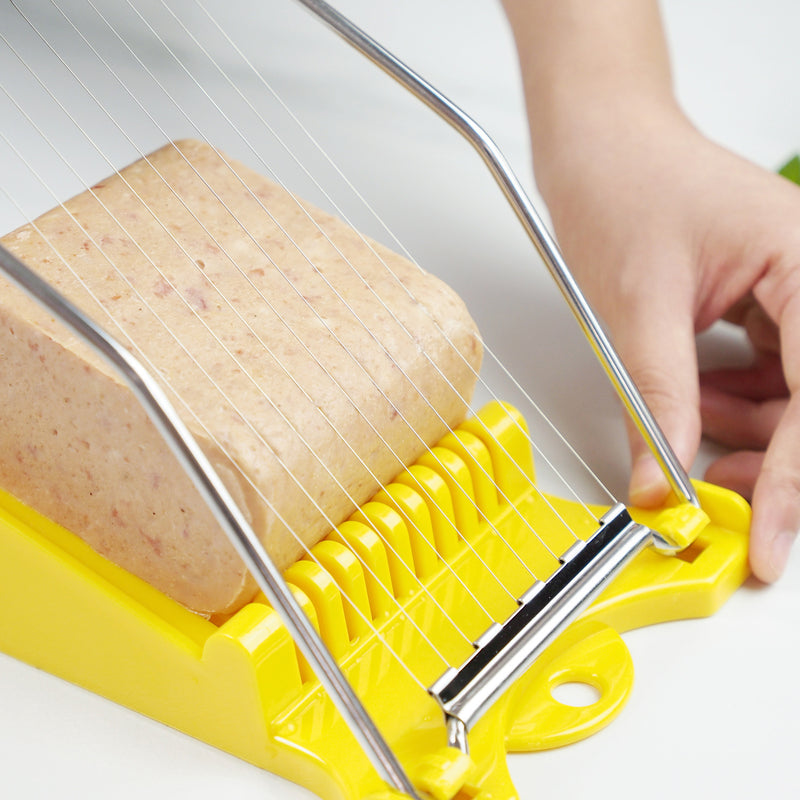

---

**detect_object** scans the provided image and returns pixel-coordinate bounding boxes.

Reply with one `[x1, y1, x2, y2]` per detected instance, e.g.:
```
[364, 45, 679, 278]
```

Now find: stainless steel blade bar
[0, 242, 419, 799]
[428, 504, 656, 752]
[295, 0, 699, 514]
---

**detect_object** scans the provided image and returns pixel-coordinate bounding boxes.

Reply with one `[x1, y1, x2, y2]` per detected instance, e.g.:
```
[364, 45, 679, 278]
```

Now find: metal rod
[0, 242, 419, 799]
[294, 0, 699, 514]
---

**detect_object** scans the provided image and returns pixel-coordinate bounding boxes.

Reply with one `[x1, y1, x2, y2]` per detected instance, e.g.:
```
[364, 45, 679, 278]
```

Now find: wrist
[530, 93, 691, 224]
[500, 0, 685, 209]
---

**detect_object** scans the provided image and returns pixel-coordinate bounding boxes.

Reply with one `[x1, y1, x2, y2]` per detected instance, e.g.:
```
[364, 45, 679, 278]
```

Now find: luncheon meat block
[0, 140, 482, 614]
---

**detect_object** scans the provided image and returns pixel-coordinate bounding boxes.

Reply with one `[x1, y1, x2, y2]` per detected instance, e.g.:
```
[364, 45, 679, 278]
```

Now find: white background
[1, 1, 799, 798]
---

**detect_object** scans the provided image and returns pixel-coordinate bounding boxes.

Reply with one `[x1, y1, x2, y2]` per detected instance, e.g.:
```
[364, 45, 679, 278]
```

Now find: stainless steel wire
[78, 0, 578, 566]
[192, 0, 617, 510]
[0, 80, 469, 673]
[13, 0, 595, 607]
[0, 9, 522, 638]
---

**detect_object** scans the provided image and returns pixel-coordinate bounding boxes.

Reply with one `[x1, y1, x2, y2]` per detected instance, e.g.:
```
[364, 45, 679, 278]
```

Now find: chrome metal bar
[294, 0, 699, 515]
[0, 242, 419, 799]
[429, 504, 654, 752]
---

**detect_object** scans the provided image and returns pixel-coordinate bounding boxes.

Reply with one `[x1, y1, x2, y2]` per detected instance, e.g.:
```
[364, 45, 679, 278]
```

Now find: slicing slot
[354, 501, 419, 597]
[398, 463, 463, 557]
[416, 447, 479, 543]
[437, 431, 498, 521]
[330, 520, 396, 619]
[674, 539, 705, 564]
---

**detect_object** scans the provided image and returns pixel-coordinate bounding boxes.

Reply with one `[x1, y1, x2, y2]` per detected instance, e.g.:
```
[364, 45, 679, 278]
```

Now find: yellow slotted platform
[0, 401, 750, 800]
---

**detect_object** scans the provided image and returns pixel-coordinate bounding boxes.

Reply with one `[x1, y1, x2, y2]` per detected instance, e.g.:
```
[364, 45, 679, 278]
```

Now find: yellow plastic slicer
[0, 1, 751, 797]
[0, 398, 750, 800]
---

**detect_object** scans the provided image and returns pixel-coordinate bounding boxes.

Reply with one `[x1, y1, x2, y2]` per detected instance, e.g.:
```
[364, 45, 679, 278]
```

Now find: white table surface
[1, 1, 799, 798]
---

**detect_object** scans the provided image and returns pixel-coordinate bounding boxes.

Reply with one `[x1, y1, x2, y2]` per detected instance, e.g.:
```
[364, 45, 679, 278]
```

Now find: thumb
[609, 293, 701, 508]
[747, 288, 800, 580]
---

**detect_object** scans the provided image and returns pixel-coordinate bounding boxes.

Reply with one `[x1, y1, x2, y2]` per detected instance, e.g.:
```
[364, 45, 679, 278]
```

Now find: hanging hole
[551, 680, 601, 707]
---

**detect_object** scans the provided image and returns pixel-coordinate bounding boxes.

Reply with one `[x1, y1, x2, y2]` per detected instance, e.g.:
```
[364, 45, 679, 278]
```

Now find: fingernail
[629, 455, 670, 508]
[769, 530, 797, 580]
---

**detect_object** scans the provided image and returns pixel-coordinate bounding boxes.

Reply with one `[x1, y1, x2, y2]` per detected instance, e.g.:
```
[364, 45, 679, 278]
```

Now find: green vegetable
[778, 154, 800, 185]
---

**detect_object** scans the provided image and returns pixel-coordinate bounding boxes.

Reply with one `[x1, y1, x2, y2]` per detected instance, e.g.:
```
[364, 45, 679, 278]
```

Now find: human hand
[535, 106, 800, 581]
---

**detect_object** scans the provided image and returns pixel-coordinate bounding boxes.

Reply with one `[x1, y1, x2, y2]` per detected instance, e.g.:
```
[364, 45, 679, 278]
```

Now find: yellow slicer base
[0, 401, 750, 800]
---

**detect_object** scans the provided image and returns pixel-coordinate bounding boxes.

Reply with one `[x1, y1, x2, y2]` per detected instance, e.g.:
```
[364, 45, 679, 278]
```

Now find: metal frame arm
[295, 0, 699, 516]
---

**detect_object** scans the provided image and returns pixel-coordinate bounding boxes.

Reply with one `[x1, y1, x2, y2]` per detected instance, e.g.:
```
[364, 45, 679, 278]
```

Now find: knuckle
[630, 364, 687, 412]
[758, 462, 800, 503]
